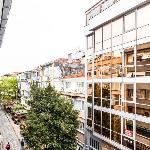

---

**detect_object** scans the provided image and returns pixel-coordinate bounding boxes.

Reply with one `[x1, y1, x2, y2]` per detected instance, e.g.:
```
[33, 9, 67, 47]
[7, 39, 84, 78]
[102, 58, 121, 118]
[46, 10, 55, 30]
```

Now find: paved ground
[0, 106, 21, 150]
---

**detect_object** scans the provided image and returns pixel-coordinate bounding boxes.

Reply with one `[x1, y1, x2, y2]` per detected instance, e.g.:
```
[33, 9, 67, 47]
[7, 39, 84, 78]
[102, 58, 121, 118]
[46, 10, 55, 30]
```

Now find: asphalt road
[0, 106, 20, 150]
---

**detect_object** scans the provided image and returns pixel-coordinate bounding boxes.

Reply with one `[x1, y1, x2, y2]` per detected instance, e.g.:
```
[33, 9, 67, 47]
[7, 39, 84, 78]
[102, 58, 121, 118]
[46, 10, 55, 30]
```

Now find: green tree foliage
[0, 76, 18, 104]
[22, 83, 79, 150]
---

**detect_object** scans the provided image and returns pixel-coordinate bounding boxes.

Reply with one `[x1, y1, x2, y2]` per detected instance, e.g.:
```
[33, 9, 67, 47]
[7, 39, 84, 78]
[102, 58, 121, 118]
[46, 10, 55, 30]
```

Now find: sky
[0, 0, 98, 75]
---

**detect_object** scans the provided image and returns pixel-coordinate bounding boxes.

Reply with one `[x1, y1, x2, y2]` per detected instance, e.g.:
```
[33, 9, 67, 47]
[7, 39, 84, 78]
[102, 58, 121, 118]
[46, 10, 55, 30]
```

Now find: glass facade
[86, 3, 150, 150]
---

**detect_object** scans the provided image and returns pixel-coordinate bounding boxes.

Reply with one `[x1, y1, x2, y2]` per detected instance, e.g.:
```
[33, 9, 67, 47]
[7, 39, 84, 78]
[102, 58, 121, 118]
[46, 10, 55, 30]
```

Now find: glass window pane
[136, 83, 150, 117]
[94, 83, 101, 106]
[103, 39, 111, 50]
[137, 25, 150, 41]
[111, 83, 121, 110]
[123, 30, 136, 44]
[112, 35, 122, 47]
[88, 107, 92, 118]
[95, 27, 102, 43]
[102, 111, 110, 129]
[102, 83, 110, 108]
[136, 121, 150, 147]
[124, 48, 136, 78]
[123, 118, 133, 138]
[137, 4, 150, 27]
[103, 23, 111, 40]
[112, 18, 123, 37]
[95, 42, 102, 52]
[136, 46, 150, 77]
[88, 35, 93, 49]
[124, 12, 135, 31]
[94, 109, 101, 125]
[111, 114, 121, 144]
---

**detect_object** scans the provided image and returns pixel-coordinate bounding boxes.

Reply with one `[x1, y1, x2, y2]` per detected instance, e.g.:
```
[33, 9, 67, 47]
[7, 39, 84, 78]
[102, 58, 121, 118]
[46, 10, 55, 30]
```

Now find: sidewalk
[5, 113, 22, 141]
[5, 113, 30, 150]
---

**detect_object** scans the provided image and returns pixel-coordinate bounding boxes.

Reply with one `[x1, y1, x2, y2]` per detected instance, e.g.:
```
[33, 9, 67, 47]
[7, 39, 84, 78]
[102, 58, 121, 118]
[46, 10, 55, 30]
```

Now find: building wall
[85, 1, 150, 150]
[60, 77, 85, 150]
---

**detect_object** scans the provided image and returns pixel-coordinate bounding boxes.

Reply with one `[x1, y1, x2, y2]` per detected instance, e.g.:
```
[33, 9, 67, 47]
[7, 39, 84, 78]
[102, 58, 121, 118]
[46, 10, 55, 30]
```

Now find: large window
[103, 23, 111, 40]
[94, 109, 101, 134]
[95, 27, 102, 43]
[124, 12, 135, 32]
[95, 27, 102, 52]
[137, 4, 150, 27]
[112, 18, 123, 37]
[87, 107, 92, 127]
[111, 114, 121, 144]
[103, 23, 111, 50]
[88, 35, 93, 49]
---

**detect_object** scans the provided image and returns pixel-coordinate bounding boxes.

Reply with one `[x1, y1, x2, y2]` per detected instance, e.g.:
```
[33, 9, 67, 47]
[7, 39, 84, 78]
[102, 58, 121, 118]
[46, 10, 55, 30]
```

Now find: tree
[0, 76, 18, 105]
[22, 83, 79, 150]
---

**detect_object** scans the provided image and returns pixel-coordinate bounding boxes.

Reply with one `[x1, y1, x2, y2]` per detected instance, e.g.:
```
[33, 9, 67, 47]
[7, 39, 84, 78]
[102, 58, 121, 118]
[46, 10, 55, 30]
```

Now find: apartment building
[60, 77, 85, 150]
[85, 0, 150, 150]
[18, 70, 39, 107]
[59, 56, 85, 150]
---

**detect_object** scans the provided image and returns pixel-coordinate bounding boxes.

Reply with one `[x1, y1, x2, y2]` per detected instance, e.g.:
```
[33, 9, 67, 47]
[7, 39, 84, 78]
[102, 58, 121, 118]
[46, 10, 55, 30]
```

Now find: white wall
[60, 77, 85, 94]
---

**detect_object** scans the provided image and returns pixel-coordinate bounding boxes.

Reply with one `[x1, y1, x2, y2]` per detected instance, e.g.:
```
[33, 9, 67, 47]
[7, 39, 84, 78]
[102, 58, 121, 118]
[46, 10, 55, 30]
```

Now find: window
[77, 82, 84, 87]
[144, 112, 149, 117]
[78, 122, 84, 131]
[147, 90, 150, 100]
[103, 23, 111, 40]
[112, 35, 122, 47]
[124, 12, 135, 31]
[136, 89, 146, 99]
[137, 4, 150, 27]
[88, 107, 92, 118]
[90, 137, 100, 150]
[95, 27, 102, 43]
[123, 30, 136, 44]
[94, 109, 101, 125]
[103, 39, 111, 49]
[88, 35, 93, 49]
[66, 82, 71, 88]
[112, 18, 123, 37]
[128, 89, 133, 98]
[74, 100, 84, 110]
[146, 72, 150, 76]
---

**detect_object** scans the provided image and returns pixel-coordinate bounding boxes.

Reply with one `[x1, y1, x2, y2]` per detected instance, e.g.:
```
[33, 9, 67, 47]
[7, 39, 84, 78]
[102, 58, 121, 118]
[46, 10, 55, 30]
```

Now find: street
[0, 106, 20, 150]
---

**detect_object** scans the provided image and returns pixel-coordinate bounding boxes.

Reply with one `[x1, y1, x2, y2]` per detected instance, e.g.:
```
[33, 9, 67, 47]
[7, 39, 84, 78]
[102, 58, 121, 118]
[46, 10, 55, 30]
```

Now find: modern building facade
[85, 0, 150, 149]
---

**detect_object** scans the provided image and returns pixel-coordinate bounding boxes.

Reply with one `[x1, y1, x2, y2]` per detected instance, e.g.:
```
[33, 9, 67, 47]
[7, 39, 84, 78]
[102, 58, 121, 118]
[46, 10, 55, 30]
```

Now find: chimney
[68, 53, 72, 63]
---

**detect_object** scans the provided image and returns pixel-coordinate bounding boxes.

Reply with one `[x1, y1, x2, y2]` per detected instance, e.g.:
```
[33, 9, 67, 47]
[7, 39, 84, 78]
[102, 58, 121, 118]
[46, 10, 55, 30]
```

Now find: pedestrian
[5, 142, 10, 150]
[20, 139, 24, 150]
